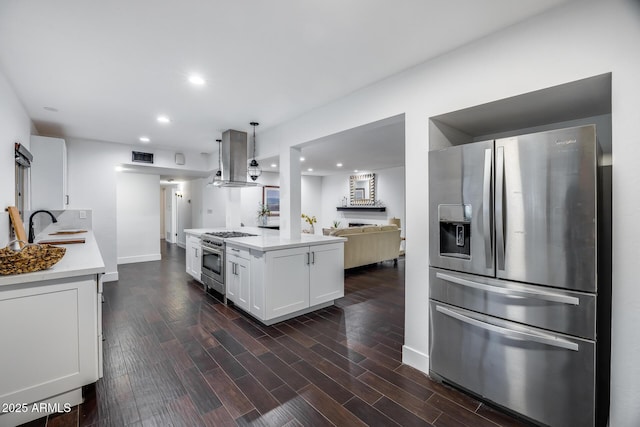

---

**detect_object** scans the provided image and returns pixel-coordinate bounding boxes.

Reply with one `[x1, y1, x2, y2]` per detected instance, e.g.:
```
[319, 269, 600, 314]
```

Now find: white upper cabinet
[30, 135, 68, 210]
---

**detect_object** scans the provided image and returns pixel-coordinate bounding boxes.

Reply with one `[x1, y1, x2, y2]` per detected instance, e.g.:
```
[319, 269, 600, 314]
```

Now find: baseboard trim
[117, 254, 161, 265]
[402, 345, 430, 374]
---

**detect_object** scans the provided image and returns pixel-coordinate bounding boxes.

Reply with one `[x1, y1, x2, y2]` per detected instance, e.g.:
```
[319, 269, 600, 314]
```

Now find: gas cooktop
[202, 231, 257, 239]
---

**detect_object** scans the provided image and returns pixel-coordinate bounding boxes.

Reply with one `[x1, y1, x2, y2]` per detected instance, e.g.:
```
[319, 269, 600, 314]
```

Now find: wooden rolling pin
[6, 206, 27, 248]
[49, 230, 87, 235]
[38, 239, 86, 245]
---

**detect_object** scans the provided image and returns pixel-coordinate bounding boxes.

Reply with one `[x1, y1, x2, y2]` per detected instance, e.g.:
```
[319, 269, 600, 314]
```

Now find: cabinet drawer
[226, 246, 250, 260]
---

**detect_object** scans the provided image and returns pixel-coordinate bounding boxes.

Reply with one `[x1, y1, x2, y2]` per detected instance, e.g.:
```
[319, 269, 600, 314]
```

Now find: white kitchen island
[184, 228, 346, 325]
[0, 232, 105, 427]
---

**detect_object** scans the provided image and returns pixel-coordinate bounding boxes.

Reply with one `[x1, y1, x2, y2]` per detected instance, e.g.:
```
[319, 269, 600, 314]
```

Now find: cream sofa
[325, 225, 401, 269]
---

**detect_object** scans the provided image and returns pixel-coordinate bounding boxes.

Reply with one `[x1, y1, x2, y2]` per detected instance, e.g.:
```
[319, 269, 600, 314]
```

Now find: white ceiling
[262, 114, 406, 176]
[0, 0, 571, 175]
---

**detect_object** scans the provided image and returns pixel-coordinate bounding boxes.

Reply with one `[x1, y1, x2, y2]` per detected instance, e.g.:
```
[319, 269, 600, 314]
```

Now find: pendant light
[215, 139, 222, 180]
[210, 139, 223, 186]
[248, 121, 262, 181]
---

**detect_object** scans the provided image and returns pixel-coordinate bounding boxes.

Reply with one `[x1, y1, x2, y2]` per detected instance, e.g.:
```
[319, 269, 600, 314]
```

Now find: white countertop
[226, 233, 345, 251]
[0, 231, 105, 287]
[184, 227, 345, 251]
[184, 226, 273, 237]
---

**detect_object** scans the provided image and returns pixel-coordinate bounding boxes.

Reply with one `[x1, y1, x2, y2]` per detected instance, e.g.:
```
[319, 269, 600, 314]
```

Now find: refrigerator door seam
[435, 305, 580, 351]
[495, 146, 506, 270]
[435, 272, 580, 305]
[482, 148, 493, 269]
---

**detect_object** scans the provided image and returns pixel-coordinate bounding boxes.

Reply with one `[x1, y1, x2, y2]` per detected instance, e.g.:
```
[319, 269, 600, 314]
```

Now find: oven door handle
[436, 305, 579, 351]
[202, 247, 223, 256]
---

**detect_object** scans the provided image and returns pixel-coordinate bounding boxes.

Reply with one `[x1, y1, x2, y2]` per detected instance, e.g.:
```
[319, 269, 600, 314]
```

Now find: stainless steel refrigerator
[428, 125, 611, 427]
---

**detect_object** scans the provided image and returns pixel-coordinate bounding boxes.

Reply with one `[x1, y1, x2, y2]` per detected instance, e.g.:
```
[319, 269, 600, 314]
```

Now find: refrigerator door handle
[435, 272, 580, 305]
[435, 305, 579, 351]
[495, 146, 506, 270]
[483, 148, 492, 268]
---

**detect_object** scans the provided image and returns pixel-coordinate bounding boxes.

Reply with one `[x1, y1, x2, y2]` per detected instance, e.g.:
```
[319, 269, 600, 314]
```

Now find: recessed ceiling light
[354, 169, 359, 172]
[115, 166, 124, 172]
[43, 106, 58, 112]
[300, 157, 305, 162]
[139, 136, 150, 143]
[157, 115, 171, 124]
[336, 163, 343, 167]
[188, 74, 206, 86]
[307, 168, 313, 172]
[271, 163, 277, 168]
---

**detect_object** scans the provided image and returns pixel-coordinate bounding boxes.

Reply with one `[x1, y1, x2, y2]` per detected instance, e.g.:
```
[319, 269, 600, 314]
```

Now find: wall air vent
[175, 153, 185, 165]
[132, 151, 154, 164]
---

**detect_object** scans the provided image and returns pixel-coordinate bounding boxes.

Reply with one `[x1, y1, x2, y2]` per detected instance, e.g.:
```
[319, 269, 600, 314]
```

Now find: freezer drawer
[429, 268, 596, 339]
[429, 300, 595, 427]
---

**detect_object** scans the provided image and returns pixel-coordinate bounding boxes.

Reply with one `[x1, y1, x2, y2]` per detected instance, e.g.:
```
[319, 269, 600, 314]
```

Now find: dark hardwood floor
[21, 242, 529, 427]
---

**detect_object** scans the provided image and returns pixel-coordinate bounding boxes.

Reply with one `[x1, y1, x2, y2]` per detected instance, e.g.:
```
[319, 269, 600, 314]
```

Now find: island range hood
[213, 129, 260, 187]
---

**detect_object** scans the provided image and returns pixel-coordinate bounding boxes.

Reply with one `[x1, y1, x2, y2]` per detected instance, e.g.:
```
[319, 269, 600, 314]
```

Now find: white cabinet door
[185, 239, 194, 275]
[310, 243, 345, 305]
[192, 243, 202, 279]
[0, 276, 99, 406]
[250, 252, 265, 319]
[185, 235, 202, 282]
[226, 256, 238, 302]
[226, 246, 251, 311]
[30, 135, 68, 210]
[265, 246, 310, 319]
[235, 256, 250, 312]
[97, 274, 104, 379]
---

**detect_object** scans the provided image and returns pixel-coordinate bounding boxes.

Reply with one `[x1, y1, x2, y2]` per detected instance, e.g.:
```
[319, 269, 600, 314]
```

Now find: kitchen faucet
[28, 210, 58, 243]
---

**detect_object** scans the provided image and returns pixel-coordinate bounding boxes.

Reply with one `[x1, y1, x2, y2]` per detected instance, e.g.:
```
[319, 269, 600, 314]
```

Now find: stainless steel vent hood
[214, 129, 259, 187]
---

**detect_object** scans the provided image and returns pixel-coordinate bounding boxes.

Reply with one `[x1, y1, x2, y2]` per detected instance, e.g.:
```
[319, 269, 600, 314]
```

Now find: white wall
[66, 139, 120, 281]
[163, 186, 173, 241]
[177, 180, 192, 246]
[301, 175, 323, 234]
[0, 70, 33, 247]
[240, 171, 279, 227]
[321, 166, 405, 233]
[190, 178, 227, 229]
[160, 187, 165, 239]
[189, 171, 323, 232]
[251, 1, 640, 424]
[116, 172, 161, 264]
[67, 137, 207, 280]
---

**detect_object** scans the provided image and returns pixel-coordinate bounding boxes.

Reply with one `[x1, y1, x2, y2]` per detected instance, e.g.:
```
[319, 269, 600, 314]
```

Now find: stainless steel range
[200, 231, 256, 303]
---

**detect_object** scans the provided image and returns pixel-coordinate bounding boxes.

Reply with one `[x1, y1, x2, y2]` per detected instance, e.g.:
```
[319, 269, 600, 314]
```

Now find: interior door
[428, 140, 494, 277]
[495, 125, 597, 291]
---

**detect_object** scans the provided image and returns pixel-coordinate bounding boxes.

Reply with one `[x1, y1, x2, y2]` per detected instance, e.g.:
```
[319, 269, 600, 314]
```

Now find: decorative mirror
[350, 173, 375, 205]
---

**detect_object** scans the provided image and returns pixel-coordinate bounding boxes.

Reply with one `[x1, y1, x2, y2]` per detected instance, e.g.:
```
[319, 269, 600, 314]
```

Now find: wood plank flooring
[20, 242, 530, 427]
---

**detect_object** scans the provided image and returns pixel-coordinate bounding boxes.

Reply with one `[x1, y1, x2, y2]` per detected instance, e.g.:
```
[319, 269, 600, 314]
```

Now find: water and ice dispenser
[438, 204, 471, 259]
